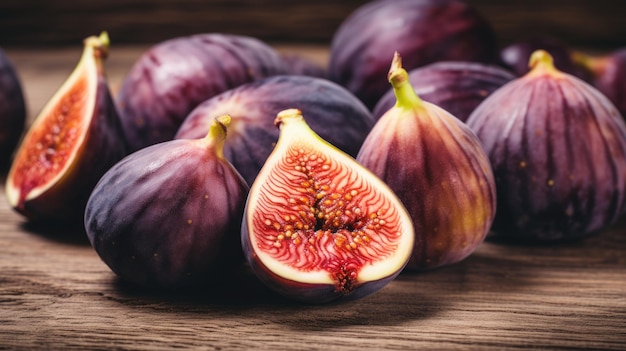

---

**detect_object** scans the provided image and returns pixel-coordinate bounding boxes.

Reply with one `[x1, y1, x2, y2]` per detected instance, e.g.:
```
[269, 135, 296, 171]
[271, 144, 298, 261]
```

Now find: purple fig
[328, 0, 498, 109]
[241, 108, 414, 304]
[0, 48, 27, 170]
[85, 115, 249, 288]
[466, 50, 626, 242]
[175, 75, 375, 186]
[373, 61, 515, 122]
[116, 33, 288, 152]
[5, 32, 127, 224]
[357, 53, 496, 270]
[572, 48, 626, 118]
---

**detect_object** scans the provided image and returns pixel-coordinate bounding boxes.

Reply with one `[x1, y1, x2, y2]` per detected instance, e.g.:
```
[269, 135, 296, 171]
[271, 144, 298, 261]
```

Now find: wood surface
[1, 46, 626, 351]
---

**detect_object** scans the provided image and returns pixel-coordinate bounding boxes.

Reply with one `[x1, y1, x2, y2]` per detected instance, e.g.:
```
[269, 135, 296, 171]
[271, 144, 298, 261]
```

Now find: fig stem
[388, 52, 426, 112]
[528, 50, 562, 77]
[204, 115, 231, 158]
[84, 31, 110, 60]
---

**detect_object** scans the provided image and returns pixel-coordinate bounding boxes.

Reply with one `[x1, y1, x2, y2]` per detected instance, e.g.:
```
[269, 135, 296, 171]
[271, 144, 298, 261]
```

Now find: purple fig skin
[328, 0, 498, 109]
[117, 33, 289, 152]
[357, 53, 496, 270]
[280, 53, 327, 78]
[499, 37, 591, 81]
[175, 75, 375, 186]
[466, 50, 626, 242]
[0, 48, 27, 169]
[84, 121, 249, 288]
[373, 61, 515, 122]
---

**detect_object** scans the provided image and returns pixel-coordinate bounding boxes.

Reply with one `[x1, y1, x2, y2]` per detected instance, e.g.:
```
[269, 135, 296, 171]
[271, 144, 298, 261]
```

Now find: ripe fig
[5, 32, 127, 224]
[357, 53, 496, 270]
[372, 61, 515, 122]
[466, 50, 626, 242]
[85, 115, 249, 288]
[175, 75, 375, 186]
[117, 33, 288, 152]
[0, 48, 27, 170]
[328, 0, 498, 109]
[572, 48, 626, 118]
[499, 37, 591, 81]
[242, 108, 414, 304]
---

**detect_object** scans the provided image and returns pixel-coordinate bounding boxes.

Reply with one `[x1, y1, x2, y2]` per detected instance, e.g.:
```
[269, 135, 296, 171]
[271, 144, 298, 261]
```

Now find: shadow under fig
[20, 219, 91, 246]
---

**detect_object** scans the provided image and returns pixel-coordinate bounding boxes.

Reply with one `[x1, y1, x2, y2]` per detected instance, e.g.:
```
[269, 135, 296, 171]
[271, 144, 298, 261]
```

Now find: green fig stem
[388, 52, 426, 112]
[204, 115, 231, 158]
[84, 31, 110, 60]
[528, 50, 563, 77]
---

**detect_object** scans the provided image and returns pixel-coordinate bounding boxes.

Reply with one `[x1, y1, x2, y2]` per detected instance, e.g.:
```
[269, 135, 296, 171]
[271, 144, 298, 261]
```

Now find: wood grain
[1, 47, 626, 351]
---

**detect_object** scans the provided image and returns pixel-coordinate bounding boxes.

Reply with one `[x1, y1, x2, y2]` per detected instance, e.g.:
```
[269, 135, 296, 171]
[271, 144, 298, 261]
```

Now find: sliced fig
[328, 0, 498, 109]
[85, 115, 249, 288]
[242, 108, 414, 304]
[117, 33, 288, 152]
[0, 48, 27, 170]
[466, 50, 626, 242]
[372, 61, 515, 122]
[358, 53, 496, 270]
[175, 75, 375, 186]
[5, 32, 127, 224]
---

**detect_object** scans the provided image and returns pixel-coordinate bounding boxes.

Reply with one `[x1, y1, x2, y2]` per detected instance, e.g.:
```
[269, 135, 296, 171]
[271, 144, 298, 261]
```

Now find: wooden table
[1, 46, 625, 351]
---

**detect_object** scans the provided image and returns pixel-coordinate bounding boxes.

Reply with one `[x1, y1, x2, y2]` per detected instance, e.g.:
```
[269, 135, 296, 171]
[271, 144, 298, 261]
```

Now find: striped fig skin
[466, 53, 626, 241]
[0, 48, 26, 169]
[373, 61, 515, 122]
[117, 33, 288, 152]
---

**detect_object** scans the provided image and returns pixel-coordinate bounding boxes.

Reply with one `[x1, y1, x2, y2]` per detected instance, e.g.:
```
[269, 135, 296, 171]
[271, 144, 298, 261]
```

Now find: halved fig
[5, 32, 127, 224]
[358, 53, 496, 270]
[242, 108, 414, 304]
[0, 48, 27, 170]
[85, 116, 249, 288]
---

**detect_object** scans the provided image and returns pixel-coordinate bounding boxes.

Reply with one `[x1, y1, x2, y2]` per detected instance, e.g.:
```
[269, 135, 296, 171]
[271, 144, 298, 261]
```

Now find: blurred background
[1, 0, 625, 50]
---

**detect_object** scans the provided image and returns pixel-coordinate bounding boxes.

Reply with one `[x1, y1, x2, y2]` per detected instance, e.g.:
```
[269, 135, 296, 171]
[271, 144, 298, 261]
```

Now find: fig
[85, 115, 249, 288]
[0, 48, 27, 170]
[572, 48, 626, 118]
[328, 0, 498, 109]
[466, 50, 626, 242]
[5, 32, 127, 224]
[357, 53, 496, 270]
[372, 61, 515, 122]
[242, 108, 414, 304]
[175, 75, 375, 186]
[116, 33, 288, 152]
[499, 37, 590, 81]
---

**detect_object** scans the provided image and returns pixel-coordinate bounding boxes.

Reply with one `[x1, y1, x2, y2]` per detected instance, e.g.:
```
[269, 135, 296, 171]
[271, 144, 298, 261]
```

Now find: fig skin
[5, 32, 128, 224]
[85, 116, 249, 288]
[466, 50, 626, 242]
[357, 53, 496, 271]
[328, 0, 498, 109]
[572, 48, 626, 118]
[116, 33, 289, 152]
[372, 61, 515, 122]
[0, 48, 27, 170]
[242, 109, 414, 304]
[175, 75, 375, 186]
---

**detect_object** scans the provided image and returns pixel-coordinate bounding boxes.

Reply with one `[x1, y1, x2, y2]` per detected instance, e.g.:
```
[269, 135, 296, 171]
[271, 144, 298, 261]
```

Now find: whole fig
[6, 32, 127, 224]
[357, 53, 496, 270]
[117, 33, 288, 152]
[373, 61, 515, 122]
[328, 0, 498, 109]
[0, 48, 26, 170]
[175, 75, 375, 186]
[242, 108, 414, 304]
[466, 50, 626, 242]
[85, 116, 249, 288]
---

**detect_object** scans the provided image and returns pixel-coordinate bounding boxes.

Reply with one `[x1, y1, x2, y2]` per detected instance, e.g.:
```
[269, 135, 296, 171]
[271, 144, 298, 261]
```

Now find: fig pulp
[242, 109, 414, 304]
[328, 0, 498, 109]
[0, 48, 27, 170]
[372, 61, 515, 122]
[466, 50, 626, 242]
[85, 116, 249, 288]
[175, 75, 375, 186]
[6, 32, 127, 224]
[357, 53, 496, 270]
[117, 33, 288, 152]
